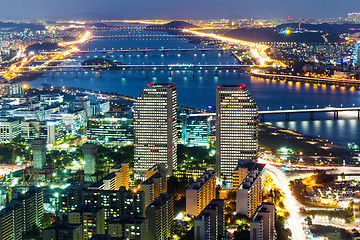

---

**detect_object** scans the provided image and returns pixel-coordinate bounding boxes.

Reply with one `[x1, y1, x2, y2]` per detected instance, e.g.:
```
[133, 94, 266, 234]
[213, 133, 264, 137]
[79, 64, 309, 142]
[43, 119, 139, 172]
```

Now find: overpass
[189, 106, 360, 121]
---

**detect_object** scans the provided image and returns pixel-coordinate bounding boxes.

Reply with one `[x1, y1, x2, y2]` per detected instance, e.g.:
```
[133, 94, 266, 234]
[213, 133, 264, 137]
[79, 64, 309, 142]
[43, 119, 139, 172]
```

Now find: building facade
[87, 117, 133, 145]
[0, 118, 20, 142]
[236, 164, 265, 218]
[216, 85, 258, 186]
[194, 199, 225, 240]
[250, 203, 275, 240]
[0, 187, 43, 240]
[146, 194, 174, 240]
[134, 83, 177, 180]
[186, 170, 216, 217]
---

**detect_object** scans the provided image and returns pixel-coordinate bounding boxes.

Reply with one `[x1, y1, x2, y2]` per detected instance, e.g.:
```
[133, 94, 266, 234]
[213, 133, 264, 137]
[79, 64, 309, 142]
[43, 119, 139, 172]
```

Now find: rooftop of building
[148, 193, 173, 209]
[188, 170, 215, 190]
[70, 204, 103, 214]
[146, 82, 175, 88]
[108, 215, 147, 225]
[88, 172, 117, 188]
[234, 161, 265, 172]
[217, 84, 247, 90]
[44, 220, 82, 231]
[238, 165, 265, 190]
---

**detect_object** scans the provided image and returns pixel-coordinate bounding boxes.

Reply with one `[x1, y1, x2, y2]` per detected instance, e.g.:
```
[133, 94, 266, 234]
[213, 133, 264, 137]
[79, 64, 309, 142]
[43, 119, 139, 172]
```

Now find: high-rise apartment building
[134, 83, 177, 180]
[146, 194, 174, 240]
[0, 187, 43, 240]
[236, 164, 265, 218]
[68, 205, 105, 240]
[194, 199, 225, 240]
[186, 170, 216, 217]
[250, 203, 275, 240]
[216, 85, 258, 186]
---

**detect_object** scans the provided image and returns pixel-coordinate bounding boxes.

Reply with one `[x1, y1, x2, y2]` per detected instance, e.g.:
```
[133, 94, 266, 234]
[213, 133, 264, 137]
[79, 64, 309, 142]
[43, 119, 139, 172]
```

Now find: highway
[182, 29, 286, 67]
[263, 161, 307, 240]
[0, 31, 92, 81]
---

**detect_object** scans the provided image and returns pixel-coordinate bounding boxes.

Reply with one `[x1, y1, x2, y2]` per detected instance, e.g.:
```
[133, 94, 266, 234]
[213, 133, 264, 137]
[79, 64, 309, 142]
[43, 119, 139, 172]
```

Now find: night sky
[2, 0, 360, 19]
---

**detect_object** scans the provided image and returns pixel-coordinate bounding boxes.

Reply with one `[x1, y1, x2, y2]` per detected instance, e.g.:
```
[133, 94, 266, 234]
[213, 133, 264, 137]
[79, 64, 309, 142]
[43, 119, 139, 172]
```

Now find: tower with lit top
[216, 85, 258, 187]
[134, 83, 177, 180]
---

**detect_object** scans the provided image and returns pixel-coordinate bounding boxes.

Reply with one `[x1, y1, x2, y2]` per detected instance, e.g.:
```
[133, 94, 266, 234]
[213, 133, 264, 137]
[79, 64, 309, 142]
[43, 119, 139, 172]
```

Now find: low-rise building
[87, 117, 133, 145]
[0, 118, 20, 142]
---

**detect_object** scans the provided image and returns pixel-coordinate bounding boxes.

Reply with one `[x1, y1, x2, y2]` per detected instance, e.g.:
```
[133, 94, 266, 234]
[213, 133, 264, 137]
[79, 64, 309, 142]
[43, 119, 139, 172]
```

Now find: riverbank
[259, 123, 357, 165]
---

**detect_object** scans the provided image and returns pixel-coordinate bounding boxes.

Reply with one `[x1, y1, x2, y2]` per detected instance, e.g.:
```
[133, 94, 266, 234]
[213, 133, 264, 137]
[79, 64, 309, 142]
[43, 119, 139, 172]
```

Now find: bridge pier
[310, 112, 314, 121]
[260, 114, 264, 122]
[52, 73, 54, 79]
[169, 71, 172, 77]
[75, 72, 78, 79]
[358, 111, 360, 120]
[122, 72, 125, 78]
[214, 70, 218, 76]
[285, 113, 290, 121]
[146, 71, 149, 77]
[334, 111, 339, 120]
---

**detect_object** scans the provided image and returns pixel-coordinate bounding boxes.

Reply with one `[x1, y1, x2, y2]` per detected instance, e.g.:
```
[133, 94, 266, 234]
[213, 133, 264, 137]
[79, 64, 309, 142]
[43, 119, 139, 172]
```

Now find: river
[27, 29, 360, 145]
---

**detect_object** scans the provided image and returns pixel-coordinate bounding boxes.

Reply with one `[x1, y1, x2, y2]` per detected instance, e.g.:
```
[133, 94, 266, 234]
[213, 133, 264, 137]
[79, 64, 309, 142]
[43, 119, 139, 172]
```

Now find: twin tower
[133, 83, 258, 186]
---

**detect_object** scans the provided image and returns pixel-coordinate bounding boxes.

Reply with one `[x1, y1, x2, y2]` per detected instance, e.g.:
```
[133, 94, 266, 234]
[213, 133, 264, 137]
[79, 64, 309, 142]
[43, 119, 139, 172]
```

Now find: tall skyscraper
[216, 85, 258, 186]
[134, 83, 177, 180]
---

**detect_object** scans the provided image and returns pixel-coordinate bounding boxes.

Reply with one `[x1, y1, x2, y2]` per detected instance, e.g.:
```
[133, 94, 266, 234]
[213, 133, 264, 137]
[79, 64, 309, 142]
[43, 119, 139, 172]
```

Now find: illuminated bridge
[190, 106, 360, 121]
[92, 34, 194, 39]
[40, 47, 247, 55]
[14, 64, 265, 77]
[251, 71, 360, 88]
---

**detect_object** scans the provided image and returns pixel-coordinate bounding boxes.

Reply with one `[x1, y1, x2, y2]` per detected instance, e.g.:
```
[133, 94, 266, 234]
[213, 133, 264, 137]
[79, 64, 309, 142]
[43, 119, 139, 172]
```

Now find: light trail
[1, 31, 91, 81]
[259, 159, 306, 240]
[182, 29, 286, 67]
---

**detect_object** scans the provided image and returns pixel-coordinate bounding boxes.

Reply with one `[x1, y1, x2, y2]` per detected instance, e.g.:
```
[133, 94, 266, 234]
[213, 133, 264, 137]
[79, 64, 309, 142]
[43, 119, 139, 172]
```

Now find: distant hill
[145, 21, 197, 30]
[225, 27, 341, 43]
[0, 22, 45, 31]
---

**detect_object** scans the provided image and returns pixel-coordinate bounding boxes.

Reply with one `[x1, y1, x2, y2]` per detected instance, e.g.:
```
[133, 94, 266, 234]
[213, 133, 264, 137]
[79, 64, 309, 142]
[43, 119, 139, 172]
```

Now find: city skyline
[1, 0, 360, 20]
